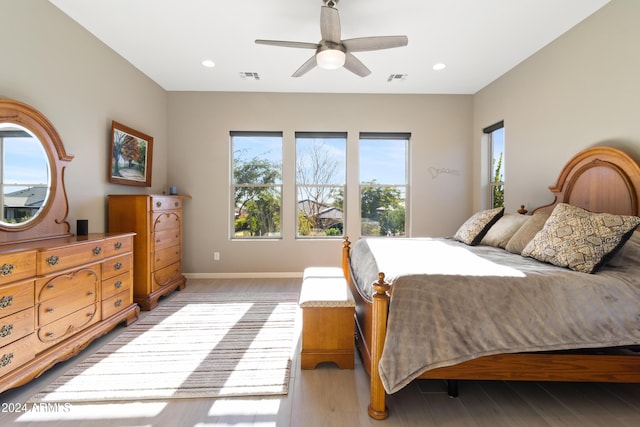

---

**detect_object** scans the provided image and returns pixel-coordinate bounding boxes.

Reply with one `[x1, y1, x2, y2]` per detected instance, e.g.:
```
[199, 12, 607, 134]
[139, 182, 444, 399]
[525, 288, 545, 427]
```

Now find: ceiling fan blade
[342, 35, 408, 52]
[292, 55, 318, 78]
[320, 6, 341, 43]
[343, 53, 370, 77]
[255, 39, 319, 50]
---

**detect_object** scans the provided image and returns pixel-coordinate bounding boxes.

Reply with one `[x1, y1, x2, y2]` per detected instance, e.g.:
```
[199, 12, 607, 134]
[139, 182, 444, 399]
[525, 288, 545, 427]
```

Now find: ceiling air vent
[239, 72, 260, 81]
[387, 74, 407, 82]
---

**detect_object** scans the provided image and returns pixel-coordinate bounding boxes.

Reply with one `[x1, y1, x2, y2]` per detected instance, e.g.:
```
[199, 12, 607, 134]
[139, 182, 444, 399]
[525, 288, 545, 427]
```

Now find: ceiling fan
[255, 0, 408, 78]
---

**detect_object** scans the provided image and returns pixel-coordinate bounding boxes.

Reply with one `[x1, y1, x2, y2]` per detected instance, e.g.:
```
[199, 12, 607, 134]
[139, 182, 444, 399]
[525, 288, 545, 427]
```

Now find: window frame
[484, 121, 504, 209]
[230, 131, 283, 240]
[295, 131, 347, 239]
[358, 132, 410, 238]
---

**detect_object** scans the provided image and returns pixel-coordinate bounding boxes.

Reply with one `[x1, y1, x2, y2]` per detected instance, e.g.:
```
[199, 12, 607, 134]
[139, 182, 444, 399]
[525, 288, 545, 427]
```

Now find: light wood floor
[1, 278, 639, 426]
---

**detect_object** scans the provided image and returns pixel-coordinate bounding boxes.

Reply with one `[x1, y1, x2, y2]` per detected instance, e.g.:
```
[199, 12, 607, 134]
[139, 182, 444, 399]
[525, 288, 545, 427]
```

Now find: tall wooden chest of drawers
[108, 194, 188, 310]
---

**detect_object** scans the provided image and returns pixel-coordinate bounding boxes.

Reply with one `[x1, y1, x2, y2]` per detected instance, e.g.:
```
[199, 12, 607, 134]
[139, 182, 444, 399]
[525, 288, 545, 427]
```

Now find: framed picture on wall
[109, 121, 153, 186]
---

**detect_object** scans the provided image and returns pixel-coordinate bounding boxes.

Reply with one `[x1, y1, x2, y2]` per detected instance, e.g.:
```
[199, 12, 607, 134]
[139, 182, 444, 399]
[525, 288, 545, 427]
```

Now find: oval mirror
[0, 98, 73, 244]
[0, 123, 51, 226]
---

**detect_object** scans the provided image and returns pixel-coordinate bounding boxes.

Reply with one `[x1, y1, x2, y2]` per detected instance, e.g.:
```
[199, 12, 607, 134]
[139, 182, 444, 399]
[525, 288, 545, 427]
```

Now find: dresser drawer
[102, 271, 131, 300]
[0, 307, 34, 348]
[37, 283, 98, 326]
[152, 261, 182, 291]
[37, 303, 100, 348]
[151, 196, 182, 212]
[153, 229, 180, 251]
[102, 289, 132, 319]
[102, 235, 133, 258]
[153, 245, 181, 271]
[0, 250, 36, 286]
[36, 267, 100, 303]
[102, 254, 131, 280]
[0, 333, 35, 378]
[152, 211, 181, 232]
[0, 279, 34, 318]
[37, 241, 104, 275]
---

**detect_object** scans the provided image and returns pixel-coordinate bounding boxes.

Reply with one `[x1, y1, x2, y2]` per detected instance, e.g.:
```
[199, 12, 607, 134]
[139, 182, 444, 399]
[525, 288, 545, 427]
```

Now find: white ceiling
[48, 0, 610, 94]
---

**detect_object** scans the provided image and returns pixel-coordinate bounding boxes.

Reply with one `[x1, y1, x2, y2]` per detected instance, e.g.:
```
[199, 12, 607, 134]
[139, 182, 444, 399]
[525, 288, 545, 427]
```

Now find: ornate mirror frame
[0, 99, 74, 244]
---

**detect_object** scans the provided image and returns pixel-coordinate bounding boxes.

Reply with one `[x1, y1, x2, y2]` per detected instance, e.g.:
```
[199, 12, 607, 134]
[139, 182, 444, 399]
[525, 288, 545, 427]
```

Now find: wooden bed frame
[342, 146, 640, 420]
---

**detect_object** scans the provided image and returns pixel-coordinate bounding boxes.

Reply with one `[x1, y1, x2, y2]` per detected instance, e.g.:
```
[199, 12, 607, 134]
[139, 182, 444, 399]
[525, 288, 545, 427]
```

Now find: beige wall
[0, 0, 168, 233]
[473, 0, 640, 214]
[3, 0, 639, 276]
[168, 92, 472, 275]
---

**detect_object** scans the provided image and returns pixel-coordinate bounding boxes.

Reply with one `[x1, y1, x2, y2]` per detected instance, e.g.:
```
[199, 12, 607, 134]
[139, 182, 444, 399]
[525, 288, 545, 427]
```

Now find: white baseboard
[184, 272, 303, 279]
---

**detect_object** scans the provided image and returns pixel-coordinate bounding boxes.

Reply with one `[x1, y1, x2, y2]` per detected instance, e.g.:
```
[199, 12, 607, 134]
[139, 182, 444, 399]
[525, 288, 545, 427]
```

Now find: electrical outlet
[213, 252, 220, 261]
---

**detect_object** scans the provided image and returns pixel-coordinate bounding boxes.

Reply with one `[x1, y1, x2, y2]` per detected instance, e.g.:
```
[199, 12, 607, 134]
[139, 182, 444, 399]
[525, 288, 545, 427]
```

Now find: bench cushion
[299, 268, 355, 308]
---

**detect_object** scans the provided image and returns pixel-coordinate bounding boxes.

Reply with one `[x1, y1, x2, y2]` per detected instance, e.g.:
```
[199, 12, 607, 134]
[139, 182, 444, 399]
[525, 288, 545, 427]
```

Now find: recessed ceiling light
[432, 63, 446, 71]
[201, 60, 216, 68]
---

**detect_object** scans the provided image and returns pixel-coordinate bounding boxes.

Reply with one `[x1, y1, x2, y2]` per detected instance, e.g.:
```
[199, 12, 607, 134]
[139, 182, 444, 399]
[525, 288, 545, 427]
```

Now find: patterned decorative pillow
[453, 207, 504, 245]
[521, 203, 640, 273]
[480, 213, 530, 248]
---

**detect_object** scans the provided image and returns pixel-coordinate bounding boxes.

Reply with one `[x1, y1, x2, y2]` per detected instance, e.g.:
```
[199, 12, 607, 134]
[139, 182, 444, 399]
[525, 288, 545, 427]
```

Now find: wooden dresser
[0, 233, 139, 393]
[107, 194, 188, 310]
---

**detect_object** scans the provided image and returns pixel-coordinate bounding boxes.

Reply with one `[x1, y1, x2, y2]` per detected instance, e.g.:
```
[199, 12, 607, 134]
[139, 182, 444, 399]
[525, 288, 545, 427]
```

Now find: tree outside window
[486, 123, 504, 209]
[296, 133, 346, 238]
[359, 134, 409, 237]
[231, 132, 282, 238]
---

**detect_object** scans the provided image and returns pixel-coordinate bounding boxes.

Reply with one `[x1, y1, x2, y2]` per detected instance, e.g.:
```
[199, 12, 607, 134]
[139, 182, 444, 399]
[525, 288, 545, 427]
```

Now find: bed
[341, 146, 640, 419]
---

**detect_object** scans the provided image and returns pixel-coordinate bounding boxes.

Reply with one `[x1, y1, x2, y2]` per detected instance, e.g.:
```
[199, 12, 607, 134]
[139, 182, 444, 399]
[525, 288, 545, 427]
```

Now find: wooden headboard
[533, 146, 640, 217]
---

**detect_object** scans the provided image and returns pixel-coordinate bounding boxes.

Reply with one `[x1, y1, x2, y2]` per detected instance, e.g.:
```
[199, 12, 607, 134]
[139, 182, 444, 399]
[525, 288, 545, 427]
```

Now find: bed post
[369, 272, 391, 420]
[342, 237, 351, 285]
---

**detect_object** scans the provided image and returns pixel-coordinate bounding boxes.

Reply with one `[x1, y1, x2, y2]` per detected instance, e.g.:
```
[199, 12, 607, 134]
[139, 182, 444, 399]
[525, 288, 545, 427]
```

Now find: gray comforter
[349, 234, 640, 394]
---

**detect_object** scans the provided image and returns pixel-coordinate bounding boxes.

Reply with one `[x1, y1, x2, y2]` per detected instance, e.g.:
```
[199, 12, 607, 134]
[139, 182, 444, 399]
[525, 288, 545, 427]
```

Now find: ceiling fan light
[316, 49, 346, 70]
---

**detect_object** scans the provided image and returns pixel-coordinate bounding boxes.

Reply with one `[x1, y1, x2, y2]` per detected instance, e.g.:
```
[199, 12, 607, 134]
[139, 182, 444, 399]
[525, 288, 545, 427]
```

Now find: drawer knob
[156, 201, 162, 207]
[93, 247, 102, 256]
[45, 332, 54, 338]
[46, 255, 59, 266]
[47, 284, 55, 289]
[0, 295, 13, 309]
[174, 201, 179, 207]
[46, 307, 54, 313]
[114, 299, 123, 307]
[114, 242, 123, 250]
[115, 262, 122, 270]
[115, 280, 122, 289]
[88, 291, 94, 296]
[0, 263, 14, 276]
[0, 324, 13, 338]
[0, 353, 13, 368]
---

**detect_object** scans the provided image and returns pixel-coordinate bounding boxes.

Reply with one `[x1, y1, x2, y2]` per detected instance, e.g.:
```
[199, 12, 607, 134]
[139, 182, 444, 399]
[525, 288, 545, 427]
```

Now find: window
[359, 133, 409, 237]
[231, 132, 282, 238]
[484, 121, 504, 209]
[296, 132, 346, 238]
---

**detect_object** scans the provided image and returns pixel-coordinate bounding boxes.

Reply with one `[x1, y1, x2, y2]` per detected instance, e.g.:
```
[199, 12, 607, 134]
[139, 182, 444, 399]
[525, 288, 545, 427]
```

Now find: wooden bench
[299, 267, 355, 369]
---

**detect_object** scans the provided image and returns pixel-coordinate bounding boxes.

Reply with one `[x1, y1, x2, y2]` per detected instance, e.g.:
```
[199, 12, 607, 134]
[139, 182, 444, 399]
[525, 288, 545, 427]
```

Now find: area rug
[30, 292, 299, 403]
